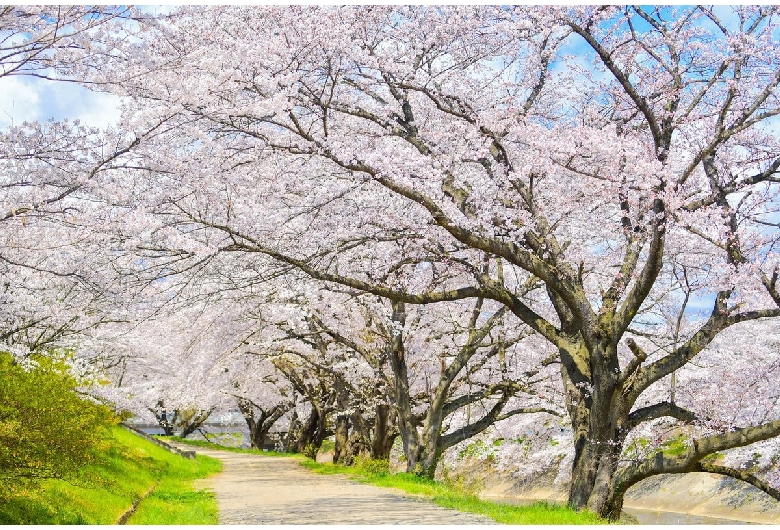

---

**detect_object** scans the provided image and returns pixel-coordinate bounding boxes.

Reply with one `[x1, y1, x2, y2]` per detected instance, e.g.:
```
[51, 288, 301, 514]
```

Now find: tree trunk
[345, 411, 372, 464]
[333, 414, 349, 463]
[416, 442, 442, 478]
[179, 408, 214, 438]
[389, 359, 454, 473]
[293, 408, 320, 455]
[388, 301, 424, 473]
[236, 400, 289, 450]
[393, 399, 444, 478]
[561, 342, 630, 516]
[151, 402, 178, 436]
[564, 436, 626, 519]
[292, 405, 329, 459]
[238, 399, 264, 449]
[393, 384, 421, 473]
[568, 415, 630, 516]
[371, 404, 397, 460]
[585, 440, 625, 517]
[283, 408, 299, 451]
[387, 299, 507, 478]
[568, 435, 602, 509]
[416, 406, 445, 478]
[249, 422, 263, 448]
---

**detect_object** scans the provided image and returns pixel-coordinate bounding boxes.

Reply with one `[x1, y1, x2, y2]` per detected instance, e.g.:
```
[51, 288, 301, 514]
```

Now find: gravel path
[169, 443, 494, 525]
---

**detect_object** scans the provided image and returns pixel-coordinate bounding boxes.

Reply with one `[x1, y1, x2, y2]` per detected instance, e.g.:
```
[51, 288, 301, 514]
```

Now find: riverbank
[474, 467, 780, 525]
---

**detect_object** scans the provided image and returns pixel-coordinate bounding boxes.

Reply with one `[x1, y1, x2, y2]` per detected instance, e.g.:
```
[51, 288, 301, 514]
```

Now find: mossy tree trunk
[370, 404, 397, 460]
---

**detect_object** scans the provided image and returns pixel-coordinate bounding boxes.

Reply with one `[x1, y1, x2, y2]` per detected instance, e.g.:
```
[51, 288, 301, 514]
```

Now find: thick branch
[682, 157, 780, 212]
[568, 22, 662, 151]
[613, 418, 780, 498]
[613, 209, 665, 341]
[695, 462, 780, 502]
[618, 337, 647, 386]
[626, 401, 698, 432]
[631, 304, 780, 402]
[440, 398, 561, 451]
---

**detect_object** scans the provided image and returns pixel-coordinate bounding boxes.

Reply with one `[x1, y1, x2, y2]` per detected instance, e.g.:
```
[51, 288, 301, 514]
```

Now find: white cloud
[69, 89, 123, 131]
[0, 74, 121, 131]
[0, 76, 42, 128]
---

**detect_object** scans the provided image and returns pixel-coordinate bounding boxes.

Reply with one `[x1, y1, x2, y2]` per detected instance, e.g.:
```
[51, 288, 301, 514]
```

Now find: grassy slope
[170, 436, 606, 525]
[0, 426, 221, 525]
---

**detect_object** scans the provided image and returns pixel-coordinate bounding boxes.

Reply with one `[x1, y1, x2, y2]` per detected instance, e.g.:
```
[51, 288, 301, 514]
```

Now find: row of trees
[2, 6, 780, 520]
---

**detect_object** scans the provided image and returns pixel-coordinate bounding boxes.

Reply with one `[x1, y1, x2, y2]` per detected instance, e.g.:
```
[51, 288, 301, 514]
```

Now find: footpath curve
[169, 443, 494, 525]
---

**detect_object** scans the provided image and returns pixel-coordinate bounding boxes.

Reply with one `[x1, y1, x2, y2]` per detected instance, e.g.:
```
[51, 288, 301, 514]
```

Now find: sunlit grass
[0, 427, 221, 524]
[128, 475, 219, 524]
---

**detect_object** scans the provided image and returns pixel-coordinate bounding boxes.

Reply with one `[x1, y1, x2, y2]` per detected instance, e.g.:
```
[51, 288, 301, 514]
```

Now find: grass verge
[299, 459, 608, 525]
[0, 426, 221, 524]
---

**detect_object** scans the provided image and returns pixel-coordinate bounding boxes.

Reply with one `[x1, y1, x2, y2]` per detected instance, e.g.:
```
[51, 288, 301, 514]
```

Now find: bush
[302, 442, 319, 460]
[0, 350, 116, 499]
[354, 456, 390, 475]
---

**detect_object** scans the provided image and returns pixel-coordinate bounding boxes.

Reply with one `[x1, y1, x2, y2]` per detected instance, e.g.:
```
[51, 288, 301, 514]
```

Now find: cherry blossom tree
[226, 350, 295, 449]
[240, 289, 392, 460]
[238, 276, 563, 471]
[84, 5, 780, 518]
[93, 297, 264, 436]
[0, 6, 145, 357]
[330, 294, 561, 477]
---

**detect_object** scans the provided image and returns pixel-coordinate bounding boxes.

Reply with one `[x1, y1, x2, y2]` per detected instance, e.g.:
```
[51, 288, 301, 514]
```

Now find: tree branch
[626, 401, 698, 431]
[612, 418, 780, 499]
[695, 462, 780, 502]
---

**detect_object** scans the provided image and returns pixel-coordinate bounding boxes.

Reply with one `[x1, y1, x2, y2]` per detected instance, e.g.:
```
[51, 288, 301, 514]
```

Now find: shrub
[354, 456, 389, 475]
[302, 442, 318, 460]
[0, 350, 116, 499]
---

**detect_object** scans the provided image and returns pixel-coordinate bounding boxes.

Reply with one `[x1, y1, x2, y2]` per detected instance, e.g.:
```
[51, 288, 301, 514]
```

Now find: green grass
[299, 459, 608, 525]
[0, 426, 221, 525]
[164, 435, 300, 458]
[127, 476, 219, 524]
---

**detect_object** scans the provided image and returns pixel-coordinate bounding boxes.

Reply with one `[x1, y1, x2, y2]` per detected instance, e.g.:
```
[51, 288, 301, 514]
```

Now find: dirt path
[169, 444, 493, 525]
